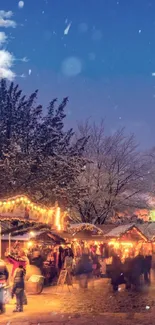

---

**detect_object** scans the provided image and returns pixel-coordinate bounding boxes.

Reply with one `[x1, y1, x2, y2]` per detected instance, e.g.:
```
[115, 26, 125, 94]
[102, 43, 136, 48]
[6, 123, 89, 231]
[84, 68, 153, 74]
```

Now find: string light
[55, 207, 61, 231]
[0, 195, 64, 230]
[27, 241, 33, 247]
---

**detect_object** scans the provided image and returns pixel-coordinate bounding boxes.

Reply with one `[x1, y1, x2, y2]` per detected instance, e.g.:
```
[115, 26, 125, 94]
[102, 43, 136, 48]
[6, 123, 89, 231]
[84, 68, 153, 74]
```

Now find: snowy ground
[1, 278, 155, 324]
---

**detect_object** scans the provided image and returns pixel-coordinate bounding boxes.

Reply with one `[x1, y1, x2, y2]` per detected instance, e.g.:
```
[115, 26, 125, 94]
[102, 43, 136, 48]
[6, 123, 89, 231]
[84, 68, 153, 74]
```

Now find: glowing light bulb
[30, 231, 35, 237]
[27, 241, 33, 247]
[55, 207, 61, 231]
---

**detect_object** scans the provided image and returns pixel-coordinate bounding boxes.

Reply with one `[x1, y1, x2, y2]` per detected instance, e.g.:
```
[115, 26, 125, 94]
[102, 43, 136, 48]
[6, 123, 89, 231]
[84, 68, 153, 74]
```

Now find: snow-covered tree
[0, 79, 87, 207]
[74, 120, 150, 224]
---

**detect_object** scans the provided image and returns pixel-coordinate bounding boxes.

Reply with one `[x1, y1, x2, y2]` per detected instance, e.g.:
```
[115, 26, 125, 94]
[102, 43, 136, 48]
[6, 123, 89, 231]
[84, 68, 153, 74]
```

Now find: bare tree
[74, 120, 150, 224]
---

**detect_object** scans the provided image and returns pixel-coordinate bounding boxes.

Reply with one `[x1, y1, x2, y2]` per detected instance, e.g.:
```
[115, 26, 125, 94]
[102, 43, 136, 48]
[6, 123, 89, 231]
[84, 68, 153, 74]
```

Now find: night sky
[0, 0, 155, 148]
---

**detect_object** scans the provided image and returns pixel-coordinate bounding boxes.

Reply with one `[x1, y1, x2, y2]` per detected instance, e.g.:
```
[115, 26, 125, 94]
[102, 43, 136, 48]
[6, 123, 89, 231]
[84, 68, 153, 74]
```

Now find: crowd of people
[0, 242, 104, 314]
[107, 248, 152, 291]
[0, 240, 153, 314]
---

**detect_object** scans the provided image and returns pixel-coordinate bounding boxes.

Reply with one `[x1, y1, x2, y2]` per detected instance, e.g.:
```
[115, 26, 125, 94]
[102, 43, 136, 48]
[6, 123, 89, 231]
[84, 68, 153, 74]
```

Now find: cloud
[0, 67, 15, 80]
[0, 50, 15, 81]
[0, 10, 16, 28]
[0, 10, 18, 80]
[0, 32, 7, 46]
[0, 9, 26, 80]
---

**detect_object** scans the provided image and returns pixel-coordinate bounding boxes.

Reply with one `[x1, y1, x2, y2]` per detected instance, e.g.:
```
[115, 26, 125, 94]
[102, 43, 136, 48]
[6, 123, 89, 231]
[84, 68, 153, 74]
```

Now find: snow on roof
[2, 232, 32, 241]
[97, 224, 116, 235]
[138, 223, 155, 241]
[104, 223, 136, 238]
[69, 223, 104, 235]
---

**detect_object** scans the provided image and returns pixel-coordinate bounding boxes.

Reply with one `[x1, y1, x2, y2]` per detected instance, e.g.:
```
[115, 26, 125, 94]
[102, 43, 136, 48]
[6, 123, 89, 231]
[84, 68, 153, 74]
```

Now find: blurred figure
[110, 252, 123, 291]
[0, 260, 9, 314]
[144, 252, 152, 285]
[30, 250, 44, 274]
[123, 250, 135, 290]
[64, 249, 74, 285]
[64, 249, 73, 272]
[12, 264, 25, 312]
[75, 253, 93, 289]
[91, 251, 101, 277]
[130, 251, 144, 290]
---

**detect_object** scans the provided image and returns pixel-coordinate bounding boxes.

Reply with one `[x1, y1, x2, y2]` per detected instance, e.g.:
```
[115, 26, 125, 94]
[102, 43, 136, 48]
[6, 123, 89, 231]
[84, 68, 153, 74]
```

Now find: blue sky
[0, 0, 155, 148]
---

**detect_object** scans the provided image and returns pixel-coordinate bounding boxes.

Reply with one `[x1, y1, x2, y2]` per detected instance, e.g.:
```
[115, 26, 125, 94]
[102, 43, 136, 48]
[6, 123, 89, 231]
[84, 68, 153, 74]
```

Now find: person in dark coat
[75, 253, 93, 289]
[58, 246, 64, 271]
[12, 265, 25, 312]
[91, 252, 101, 277]
[110, 253, 123, 291]
[144, 254, 152, 285]
[130, 253, 144, 289]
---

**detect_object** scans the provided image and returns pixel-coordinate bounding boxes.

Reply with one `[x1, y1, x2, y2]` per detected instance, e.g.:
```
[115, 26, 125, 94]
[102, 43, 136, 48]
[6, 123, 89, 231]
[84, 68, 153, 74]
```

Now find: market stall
[0, 194, 67, 255]
[104, 224, 148, 262]
[0, 194, 68, 296]
[63, 223, 104, 256]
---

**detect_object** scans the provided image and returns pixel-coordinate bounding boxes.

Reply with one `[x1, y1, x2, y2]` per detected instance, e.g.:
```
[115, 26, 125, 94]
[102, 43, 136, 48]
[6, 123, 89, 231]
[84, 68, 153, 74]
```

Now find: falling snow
[18, 1, 24, 9]
[21, 56, 28, 62]
[62, 56, 82, 77]
[64, 22, 72, 35]
[28, 69, 31, 75]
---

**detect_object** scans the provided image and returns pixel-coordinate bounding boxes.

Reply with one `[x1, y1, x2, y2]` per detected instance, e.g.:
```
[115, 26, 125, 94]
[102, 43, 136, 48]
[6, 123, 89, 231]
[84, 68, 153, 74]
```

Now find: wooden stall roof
[104, 223, 148, 242]
[68, 223, 104, 236]
[138, 222, 155, 241]
[59, 223, 104, 242]
[2, 230, 65, 245]
[32, 231, 66, 244]
[97, 224, 116, 235]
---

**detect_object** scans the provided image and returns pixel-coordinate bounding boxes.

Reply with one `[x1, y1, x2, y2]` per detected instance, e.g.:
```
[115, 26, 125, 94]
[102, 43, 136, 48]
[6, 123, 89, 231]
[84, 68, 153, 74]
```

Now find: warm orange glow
[55, 207, 61, 231]
[0, 195, 66, 230]
[30, 231, 35, 237]
[27, 241, 33, 247]
[108, 241, 133, 248]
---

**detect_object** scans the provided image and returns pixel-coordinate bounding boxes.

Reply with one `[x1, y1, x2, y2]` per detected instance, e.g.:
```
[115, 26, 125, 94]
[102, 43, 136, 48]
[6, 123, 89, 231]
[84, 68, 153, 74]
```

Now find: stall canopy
[31, 231, 65, 245]
[2, 230, 65, 245]
[65, 223, 104, 240]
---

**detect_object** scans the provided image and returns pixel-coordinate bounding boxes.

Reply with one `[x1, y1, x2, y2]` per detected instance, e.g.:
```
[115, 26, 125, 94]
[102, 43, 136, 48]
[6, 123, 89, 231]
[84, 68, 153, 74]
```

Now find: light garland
[69, 223, 103, 236]
[0, 195, 64, 230]
[0, 195, 47, 212]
